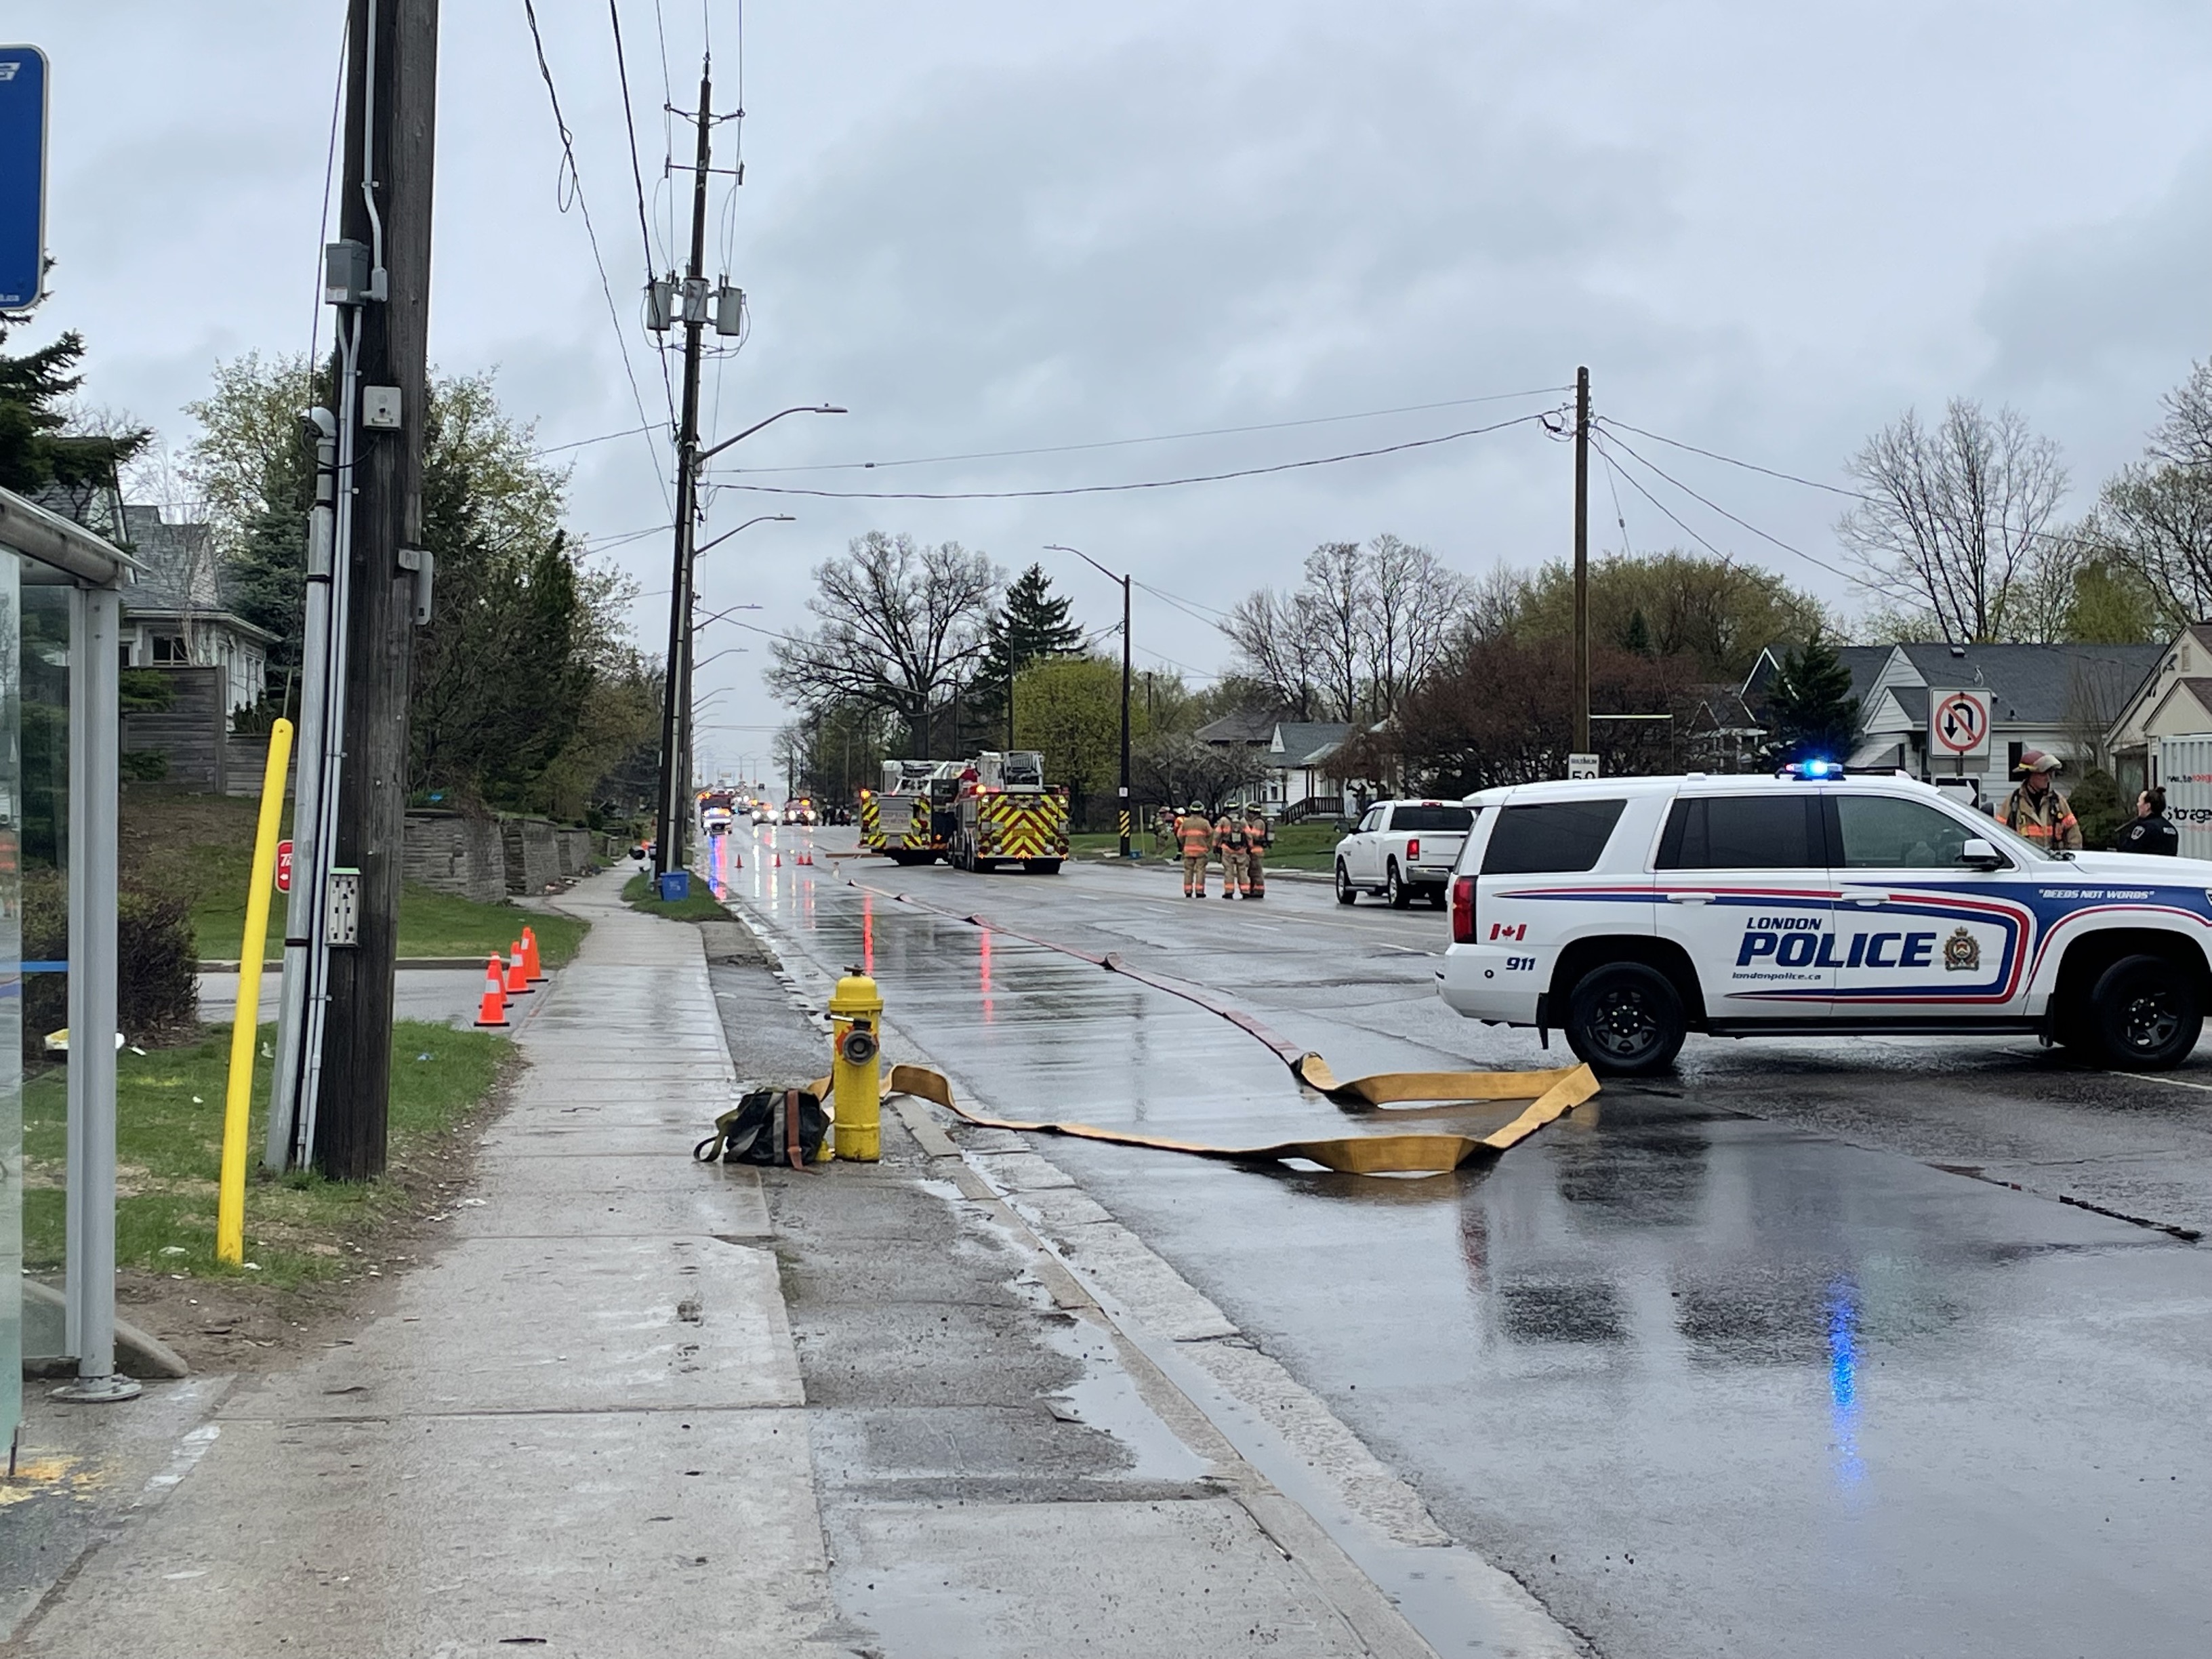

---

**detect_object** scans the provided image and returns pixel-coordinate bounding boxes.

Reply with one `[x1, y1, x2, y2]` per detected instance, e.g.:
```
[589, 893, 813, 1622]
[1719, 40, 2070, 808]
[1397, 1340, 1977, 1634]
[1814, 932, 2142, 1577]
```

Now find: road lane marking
[2116, 1071, 2212, 1092]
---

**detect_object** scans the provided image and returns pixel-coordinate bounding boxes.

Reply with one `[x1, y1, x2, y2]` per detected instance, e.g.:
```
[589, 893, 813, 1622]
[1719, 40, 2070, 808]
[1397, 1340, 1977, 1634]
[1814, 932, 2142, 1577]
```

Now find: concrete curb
[21, 1280, 191, 1379]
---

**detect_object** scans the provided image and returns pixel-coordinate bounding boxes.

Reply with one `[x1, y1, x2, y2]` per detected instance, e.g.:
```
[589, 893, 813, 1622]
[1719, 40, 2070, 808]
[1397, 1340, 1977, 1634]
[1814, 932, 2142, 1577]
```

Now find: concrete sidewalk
[18, 869, 836, 1657]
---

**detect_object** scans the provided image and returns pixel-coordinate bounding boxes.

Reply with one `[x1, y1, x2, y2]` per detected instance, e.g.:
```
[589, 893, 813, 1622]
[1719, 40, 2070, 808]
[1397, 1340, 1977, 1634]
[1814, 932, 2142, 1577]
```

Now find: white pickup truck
[1334, 799, 1475, 908]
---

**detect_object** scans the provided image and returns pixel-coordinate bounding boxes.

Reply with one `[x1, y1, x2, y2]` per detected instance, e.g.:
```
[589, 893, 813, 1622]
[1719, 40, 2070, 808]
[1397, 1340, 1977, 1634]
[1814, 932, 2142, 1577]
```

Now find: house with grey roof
[1744, 640, 2160, 803]
[117, 504, 275, 712]
[1195, 709, 1359, 815]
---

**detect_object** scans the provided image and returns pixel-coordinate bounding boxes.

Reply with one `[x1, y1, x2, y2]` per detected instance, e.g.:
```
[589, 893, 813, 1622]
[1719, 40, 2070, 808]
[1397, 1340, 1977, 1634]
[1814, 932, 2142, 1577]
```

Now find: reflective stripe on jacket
[2003, 785, 2083, 851]
[1177, 815, 1214, 856]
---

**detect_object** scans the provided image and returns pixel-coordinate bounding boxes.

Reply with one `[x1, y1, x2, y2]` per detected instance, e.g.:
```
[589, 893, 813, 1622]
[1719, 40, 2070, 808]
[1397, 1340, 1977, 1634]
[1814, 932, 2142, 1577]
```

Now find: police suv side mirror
[1958, 837, 2006, 871]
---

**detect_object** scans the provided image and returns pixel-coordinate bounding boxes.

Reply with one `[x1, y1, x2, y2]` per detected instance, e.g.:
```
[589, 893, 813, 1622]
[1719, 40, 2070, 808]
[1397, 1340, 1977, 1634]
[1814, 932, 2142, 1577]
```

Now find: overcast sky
[14, 1, 2212, 781]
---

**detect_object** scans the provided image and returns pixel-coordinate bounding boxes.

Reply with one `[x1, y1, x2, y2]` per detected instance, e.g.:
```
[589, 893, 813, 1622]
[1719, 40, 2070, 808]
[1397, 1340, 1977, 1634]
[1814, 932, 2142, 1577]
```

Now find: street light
[695, 514, 792, 558]
[1046, 544, 1133, 859]
[657, 407, 844, 878]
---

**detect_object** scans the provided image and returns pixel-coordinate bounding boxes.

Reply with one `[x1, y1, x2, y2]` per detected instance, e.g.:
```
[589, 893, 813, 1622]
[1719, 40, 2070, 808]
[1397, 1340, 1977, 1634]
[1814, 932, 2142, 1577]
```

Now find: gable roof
[1270, 721, 1352, 766]
[1742, 643, 1890, 710]
[1195, 707, 1284, 745]
[1889, 642, 2161, 728]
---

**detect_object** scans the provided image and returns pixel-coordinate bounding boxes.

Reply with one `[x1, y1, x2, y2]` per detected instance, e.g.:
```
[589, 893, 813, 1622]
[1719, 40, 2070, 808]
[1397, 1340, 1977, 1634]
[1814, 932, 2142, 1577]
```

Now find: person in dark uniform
[2114, 785, 2179, 856]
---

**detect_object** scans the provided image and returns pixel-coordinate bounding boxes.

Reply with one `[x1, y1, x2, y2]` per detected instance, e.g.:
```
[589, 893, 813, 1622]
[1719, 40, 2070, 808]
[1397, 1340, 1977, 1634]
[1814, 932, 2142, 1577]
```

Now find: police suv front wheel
[1563, 962, 1687, 1078]
[2089, 954, 2203, 1069]
[1334, 862, 1357, 905]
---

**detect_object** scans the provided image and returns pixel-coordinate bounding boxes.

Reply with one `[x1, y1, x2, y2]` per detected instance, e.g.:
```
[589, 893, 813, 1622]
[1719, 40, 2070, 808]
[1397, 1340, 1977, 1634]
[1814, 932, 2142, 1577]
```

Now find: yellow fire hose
[821, 878, 1600, 1176]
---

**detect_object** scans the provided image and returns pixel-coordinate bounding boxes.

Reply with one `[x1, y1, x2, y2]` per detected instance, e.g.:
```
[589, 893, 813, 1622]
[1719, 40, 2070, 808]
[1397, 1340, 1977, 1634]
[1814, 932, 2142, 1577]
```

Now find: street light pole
[653, 387, 842, 878]
[1047, 544, 1132, 858]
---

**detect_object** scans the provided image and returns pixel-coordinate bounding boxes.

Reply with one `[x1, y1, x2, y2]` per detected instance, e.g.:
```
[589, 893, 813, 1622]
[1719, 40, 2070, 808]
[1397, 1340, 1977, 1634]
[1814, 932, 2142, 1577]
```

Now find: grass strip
[20, 1020, 508, 1288]
[193, 882, 588, 966]
[622, 870, 733, 922]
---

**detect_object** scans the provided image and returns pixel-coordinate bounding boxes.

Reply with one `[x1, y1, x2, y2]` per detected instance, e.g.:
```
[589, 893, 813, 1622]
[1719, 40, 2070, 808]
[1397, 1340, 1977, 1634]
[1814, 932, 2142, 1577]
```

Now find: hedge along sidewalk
[621, 869, 735, 922]
[19, 1020, 510, 1288]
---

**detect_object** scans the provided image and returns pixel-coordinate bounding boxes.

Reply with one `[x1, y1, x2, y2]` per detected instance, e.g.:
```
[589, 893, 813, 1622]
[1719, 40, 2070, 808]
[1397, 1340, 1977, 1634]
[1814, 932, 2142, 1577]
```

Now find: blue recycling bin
[657, 869, 691, 902]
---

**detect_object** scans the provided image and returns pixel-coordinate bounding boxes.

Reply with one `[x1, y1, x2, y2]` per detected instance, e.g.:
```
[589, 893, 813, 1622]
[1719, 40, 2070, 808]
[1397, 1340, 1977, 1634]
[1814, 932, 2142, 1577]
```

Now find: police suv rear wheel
[1564, 962, 1686, 1077]
[2089, 954, 2202, 1069]
[1335, 861, 1357, 905]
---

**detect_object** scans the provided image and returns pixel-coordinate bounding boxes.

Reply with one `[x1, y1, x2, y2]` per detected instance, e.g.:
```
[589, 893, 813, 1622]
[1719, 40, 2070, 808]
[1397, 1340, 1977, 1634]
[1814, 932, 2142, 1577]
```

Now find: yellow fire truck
[859, 760, 961, 864]
[950, 751, 1068, 874]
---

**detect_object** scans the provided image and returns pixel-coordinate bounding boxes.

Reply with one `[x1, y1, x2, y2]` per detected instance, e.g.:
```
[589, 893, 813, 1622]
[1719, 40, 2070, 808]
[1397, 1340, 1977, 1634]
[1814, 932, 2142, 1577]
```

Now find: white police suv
[1439, 767, 2212, 1076]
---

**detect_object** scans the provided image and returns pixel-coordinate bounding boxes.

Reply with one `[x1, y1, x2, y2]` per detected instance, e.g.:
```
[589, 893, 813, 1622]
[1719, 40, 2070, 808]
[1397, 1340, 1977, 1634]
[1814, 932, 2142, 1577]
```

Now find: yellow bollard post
[218, 717, 295, 1266]
[826, 967, 884, 1162]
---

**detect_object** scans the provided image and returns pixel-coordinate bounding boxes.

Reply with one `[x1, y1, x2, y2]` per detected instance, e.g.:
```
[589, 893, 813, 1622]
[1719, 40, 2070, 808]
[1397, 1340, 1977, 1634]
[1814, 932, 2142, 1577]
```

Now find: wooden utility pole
[1573, 365, 1591, 758]
[653, 68, 713, 879]
[317, 0, 438, 1181]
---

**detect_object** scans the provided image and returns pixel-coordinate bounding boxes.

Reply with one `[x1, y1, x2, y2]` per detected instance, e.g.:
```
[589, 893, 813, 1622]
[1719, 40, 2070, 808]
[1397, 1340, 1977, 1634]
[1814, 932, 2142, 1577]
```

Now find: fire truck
[860, 759, 962, 864]
[950, 751, 1068, 874]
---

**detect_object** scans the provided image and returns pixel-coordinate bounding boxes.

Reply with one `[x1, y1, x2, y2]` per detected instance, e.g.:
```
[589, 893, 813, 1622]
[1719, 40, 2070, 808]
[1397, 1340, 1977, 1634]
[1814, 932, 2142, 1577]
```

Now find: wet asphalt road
[713, 823, 2212, 1659]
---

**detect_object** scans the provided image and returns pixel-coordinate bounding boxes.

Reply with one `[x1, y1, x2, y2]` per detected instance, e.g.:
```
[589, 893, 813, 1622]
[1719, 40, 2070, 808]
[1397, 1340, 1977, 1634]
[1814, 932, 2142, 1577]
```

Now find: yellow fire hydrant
[827, 967, 884, 1162]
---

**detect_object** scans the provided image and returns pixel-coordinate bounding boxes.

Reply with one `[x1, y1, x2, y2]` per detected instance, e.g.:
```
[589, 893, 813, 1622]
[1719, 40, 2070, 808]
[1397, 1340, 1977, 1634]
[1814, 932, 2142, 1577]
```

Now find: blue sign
[0, 46, 49, 310]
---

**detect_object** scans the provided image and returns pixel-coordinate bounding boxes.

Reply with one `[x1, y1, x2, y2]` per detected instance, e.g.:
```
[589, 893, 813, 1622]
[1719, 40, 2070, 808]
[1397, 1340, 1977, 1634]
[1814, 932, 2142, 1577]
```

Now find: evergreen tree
[1765, 631, 1860, 764]
[1620, 607, 1654, 656]
[0, 326, 148, 493]
[977, 563, 1086, 735]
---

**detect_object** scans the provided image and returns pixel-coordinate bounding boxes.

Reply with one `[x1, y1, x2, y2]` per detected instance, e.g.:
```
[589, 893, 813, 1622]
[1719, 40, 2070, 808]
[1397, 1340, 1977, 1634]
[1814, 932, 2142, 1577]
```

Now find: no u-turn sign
[1930, 689, 1992, 758]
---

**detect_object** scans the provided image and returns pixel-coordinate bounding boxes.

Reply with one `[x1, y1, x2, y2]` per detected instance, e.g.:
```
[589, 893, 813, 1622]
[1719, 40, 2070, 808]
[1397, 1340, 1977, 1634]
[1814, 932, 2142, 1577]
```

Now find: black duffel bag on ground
[694, 1087, 830, 1169]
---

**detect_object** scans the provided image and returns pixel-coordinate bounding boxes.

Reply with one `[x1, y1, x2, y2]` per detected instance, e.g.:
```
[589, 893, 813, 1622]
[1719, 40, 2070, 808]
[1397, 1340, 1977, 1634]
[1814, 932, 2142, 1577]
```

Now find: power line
[533, 422, 659, 457]
[608, 0, 680, 426]
[1132, 579, 1227, 630]
[519, 0, 674, 514]
[306, 10, 346, 375]
[1593, 428, 1859, 584]
[713, 411, 1554, 501]
[724, 386, 1574, 476]
[1597, 417, 1873, 501]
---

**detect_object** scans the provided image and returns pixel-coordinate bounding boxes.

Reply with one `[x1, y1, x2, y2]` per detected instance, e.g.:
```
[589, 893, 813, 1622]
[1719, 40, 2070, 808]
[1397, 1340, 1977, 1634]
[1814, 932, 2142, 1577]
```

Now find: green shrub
[119, 668, 177, 712]
[20, 869, 201, 1064]
[120, 750, 170, 781]
[2070, 766, 2125, 851]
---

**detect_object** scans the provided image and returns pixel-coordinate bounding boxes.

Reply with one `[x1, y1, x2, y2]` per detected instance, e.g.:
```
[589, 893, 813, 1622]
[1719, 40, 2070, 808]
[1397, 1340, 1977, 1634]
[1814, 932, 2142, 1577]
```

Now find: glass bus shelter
[0, 483, 133, 1453]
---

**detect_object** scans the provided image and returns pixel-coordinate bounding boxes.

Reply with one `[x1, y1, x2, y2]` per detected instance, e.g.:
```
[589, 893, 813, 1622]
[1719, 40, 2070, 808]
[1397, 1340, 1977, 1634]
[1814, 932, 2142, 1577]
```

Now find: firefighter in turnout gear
[1240, 803, 1269, 899]
[1178, 803, 1214, 897]
[1216, 808, 1248, 900]
[2002, 748, 2083, 852]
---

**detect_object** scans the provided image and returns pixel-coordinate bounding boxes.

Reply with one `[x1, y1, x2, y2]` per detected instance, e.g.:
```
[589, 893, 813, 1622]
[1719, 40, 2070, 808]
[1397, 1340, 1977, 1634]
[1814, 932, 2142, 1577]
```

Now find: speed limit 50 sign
[1929, 689, 1992, 758]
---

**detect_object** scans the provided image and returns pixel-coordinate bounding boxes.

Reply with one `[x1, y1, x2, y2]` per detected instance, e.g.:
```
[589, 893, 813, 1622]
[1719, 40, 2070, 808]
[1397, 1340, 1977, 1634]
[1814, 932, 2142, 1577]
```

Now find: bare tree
[1220, 588, 1322, 720]
[1462, 562, 1528, 643]
[1222, 535, 1477, 723]
[1296, 542, 1366, 722]
[766, 532, 1002, 750]
[2075, 359, 2212, 630]
[1363, 534, 1472, 718]
[2154, 359, 2212, 471]
[1839, 400, 2068, 642]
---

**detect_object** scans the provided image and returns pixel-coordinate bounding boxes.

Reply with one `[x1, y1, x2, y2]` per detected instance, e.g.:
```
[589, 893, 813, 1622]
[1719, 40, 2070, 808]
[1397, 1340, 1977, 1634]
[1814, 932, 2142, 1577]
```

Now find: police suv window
[1657, 796, 1822, 870]
[1357, 806, 1384, 834]
[1481, 799, 1626, 874]
[1832, 795, 1975, 869]
[1393, 806, 1474, 832]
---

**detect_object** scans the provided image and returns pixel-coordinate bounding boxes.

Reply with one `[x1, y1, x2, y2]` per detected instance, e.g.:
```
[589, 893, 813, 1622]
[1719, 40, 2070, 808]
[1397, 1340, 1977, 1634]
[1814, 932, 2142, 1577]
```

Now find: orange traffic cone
[521, 925, 547, 984]
[773, 852, 781, 868]
[505, 942, 532, 997]
[474, 956, 510, 1028]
